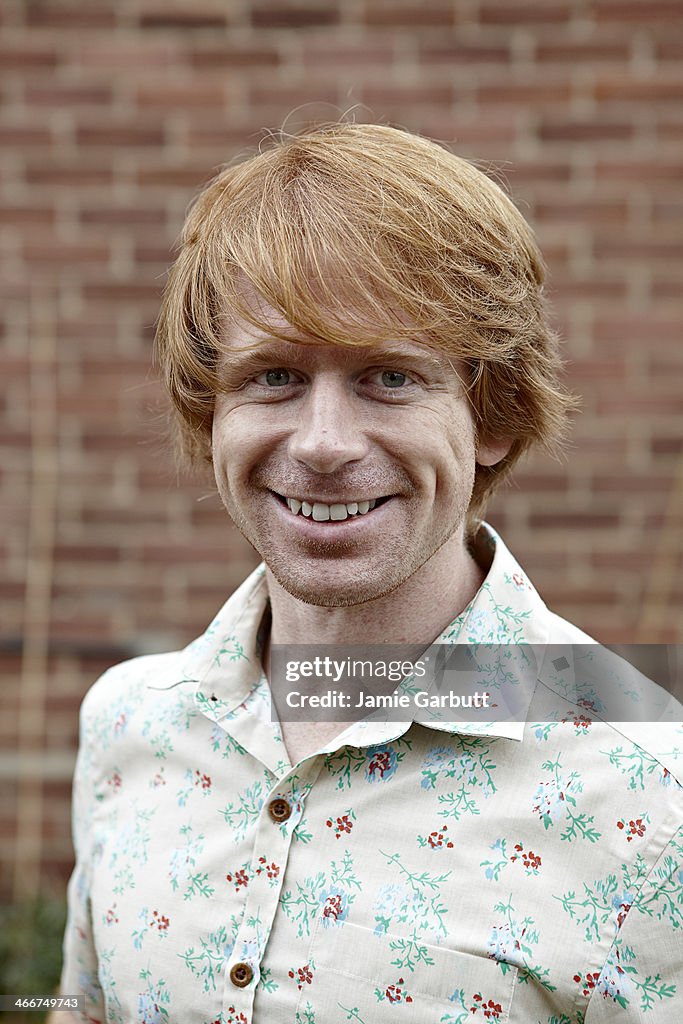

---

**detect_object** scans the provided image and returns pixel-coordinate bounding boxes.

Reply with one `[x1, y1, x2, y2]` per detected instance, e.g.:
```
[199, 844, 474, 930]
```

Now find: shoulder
[77, 648, 193, 752]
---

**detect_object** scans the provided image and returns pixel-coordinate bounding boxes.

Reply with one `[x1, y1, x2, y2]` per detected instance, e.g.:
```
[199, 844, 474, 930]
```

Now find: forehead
[219, 293, 463, 379]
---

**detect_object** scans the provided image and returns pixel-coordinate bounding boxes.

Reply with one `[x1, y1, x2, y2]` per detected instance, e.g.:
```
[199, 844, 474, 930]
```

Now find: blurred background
[1, 0, 682, 999]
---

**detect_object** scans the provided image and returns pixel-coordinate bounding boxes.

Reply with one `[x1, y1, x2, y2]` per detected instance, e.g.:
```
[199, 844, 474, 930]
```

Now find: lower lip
[270, 492, 394, 536]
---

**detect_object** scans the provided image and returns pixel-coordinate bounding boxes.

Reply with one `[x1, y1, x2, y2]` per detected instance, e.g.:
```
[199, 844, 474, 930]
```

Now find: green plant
[0, 893, 66, 1024]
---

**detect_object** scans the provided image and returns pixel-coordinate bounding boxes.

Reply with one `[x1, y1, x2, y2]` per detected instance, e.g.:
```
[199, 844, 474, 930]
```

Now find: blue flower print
[319, 887, 349, 928]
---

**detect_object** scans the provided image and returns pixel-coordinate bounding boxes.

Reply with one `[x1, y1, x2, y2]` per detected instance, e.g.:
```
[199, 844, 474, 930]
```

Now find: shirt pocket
[296, 919, 518, 1024]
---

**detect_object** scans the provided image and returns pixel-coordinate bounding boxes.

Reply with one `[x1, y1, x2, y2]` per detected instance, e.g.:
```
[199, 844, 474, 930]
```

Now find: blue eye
[261, 368, 291, 387]
[381, 370, 407, 388]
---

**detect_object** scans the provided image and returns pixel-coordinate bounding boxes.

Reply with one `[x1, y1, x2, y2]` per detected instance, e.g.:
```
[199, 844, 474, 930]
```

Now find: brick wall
[2, 0, 682, 900]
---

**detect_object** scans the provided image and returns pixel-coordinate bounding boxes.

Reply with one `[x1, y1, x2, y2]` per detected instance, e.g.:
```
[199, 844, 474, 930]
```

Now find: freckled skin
[211, 313, 509, 612]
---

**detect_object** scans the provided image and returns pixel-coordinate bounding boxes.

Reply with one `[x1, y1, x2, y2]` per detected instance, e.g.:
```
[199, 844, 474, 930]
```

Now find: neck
[266, 530, 485, 648]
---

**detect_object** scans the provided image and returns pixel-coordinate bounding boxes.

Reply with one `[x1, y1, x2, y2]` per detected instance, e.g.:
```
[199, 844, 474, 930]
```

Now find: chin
[267, 563, 416, 608]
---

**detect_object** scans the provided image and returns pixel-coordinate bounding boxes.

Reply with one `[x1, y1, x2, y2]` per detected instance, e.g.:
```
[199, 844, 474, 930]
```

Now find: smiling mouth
[272, 492, 392, 522]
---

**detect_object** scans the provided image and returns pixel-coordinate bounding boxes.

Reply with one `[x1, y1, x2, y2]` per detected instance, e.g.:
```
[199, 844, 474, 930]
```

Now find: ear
[476, 436, 513, 467]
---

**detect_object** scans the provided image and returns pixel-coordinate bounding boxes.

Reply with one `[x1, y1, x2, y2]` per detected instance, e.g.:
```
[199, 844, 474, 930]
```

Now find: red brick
[480, 2, 572, 23]
[596, 160, 683, 182]
[364, 2, 455, 27]
[74, 42, 175, 69]
[301, 45, 396, 68]
[656, 41, 683, 61]
[651, 271, 683, 297]
[79, 206, 167, 226]
[538, 119, 633, 142]
[54, 545, 121, 563]
[75, 126, 166, 148]
[504, 161, 572, 185]
[25, 84, 113, 106]
[23, 241, 110, 265]
[547, 277, 628, 300]
[477, 82, 571, 105]
[187, 46, 280, 69]
[0, 127, 52, 146]
[136, 166, 214, 187]
[536, 199, 628, 223]
[656, 119, 683, 142]
[651, 437, 683, 455]
[593, 313, 680, 343]
[0, 206, 55, 225]
[26, 165, 113, 186]
[248, 83, 341, 108]
[361, 85, 454, 107]
[26, 5, 116, 28]
[594, 76, 683, 103]
[536, 42, 631, 63]
[529, 512, 621, 530]
[594, 0, 682, 21]
[597, 395, 683, 415]
[135, 85, 227, 109]
[251, 6, 339, 27]
[418, 42, 511, 63]
[594, 239, 683, 261]
[592, 474, 671, 493]
[0, 47, 57, 69]
[138, 12, 229, 29]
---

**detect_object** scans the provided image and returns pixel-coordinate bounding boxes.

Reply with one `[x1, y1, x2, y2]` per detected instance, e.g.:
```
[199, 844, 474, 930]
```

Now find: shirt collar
[166, 523, 552, 739]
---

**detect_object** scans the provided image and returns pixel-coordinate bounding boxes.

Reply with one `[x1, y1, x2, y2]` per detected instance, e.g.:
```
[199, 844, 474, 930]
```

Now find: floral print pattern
[59, 525, 683, 1022]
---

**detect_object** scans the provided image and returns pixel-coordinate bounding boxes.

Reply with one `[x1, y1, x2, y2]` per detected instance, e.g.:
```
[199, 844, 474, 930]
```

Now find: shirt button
[268, 797, 292, 822]
[230, 962, 253, 988]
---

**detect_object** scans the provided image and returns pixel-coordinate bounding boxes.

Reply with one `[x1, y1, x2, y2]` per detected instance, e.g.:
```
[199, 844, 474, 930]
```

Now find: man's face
[212, 310, 506, 607]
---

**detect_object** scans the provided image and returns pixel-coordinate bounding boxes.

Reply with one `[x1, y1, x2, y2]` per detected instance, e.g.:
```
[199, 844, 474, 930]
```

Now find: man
[58, 124, 682, 1022]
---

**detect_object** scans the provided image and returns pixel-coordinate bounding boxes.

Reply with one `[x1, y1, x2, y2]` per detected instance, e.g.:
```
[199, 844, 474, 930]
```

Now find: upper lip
[272, 490, 388, 504]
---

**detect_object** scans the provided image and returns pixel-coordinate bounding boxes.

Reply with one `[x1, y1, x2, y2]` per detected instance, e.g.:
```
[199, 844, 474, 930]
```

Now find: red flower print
[617, 816, 647, 841]
[288, 963, 314, 990]
[427, 825, 454, 850]
[226, 1009, 248, 1024]
[510, 842, 541, 872]
[322, 894, 344, 922]
[368, 750, 392, 779]
[193, 770, 212, 790]
[107, 772, 122, 790]
[469, 994, 502, 1020]
[326, 813, 355, 839]
[385, 978, 413, 1004]
[255, 855, 280, 880]
[569, 714, 591, 730]
[226, 868, 249, 891]
[574, 971, 601, 997]
[149, 910, 170, 932]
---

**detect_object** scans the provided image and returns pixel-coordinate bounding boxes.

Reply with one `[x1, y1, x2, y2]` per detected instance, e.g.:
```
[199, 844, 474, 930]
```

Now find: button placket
[221, 762, 322, 1021]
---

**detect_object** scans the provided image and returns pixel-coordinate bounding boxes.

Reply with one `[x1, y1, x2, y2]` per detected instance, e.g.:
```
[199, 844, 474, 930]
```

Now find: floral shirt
[60, 524, 683, 1024]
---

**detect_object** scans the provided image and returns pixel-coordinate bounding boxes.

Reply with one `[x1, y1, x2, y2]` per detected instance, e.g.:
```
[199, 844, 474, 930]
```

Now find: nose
[287, 375, 369, 473]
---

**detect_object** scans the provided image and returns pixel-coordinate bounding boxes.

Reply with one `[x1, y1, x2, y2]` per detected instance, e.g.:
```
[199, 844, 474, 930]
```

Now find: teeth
[284, 496, 380, 521]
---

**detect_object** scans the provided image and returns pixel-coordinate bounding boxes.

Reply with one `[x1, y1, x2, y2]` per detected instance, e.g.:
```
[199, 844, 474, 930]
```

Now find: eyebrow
[221, 336, 454, 376]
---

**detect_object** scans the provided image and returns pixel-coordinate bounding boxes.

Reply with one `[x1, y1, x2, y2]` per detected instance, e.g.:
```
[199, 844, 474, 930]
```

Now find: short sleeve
[585, 825, 683, 1022]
